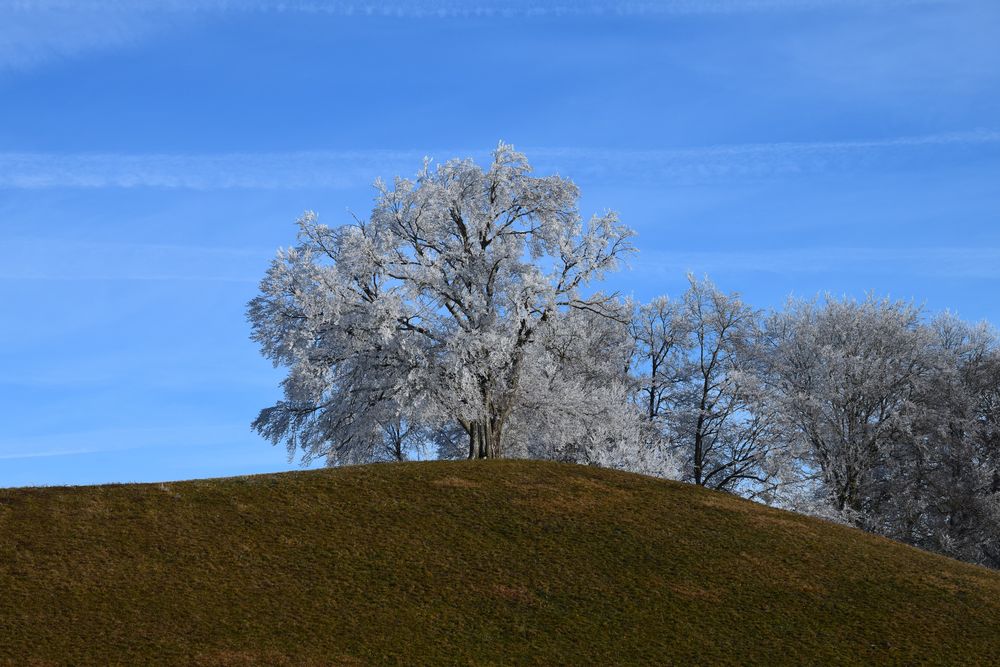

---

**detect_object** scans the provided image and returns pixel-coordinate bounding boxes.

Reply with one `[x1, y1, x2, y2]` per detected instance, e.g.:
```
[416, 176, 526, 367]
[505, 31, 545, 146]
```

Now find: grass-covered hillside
[1, 460, 998, 665]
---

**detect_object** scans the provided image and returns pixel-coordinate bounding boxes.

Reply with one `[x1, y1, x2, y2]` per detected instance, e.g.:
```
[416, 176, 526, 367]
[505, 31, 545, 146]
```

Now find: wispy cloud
[0, 423, 253, 461]
[0, 7, 164, 71]
[0, 238, 268, 282]
[0, 447, 113, 461]
[2, 130, 998, 190]
[0, 0, 962, 72]
[0, 422, 312, 488]
[528, 130, 1000, 184]
[0, 343, 276, 389]
[0, 151, 422, 189]
[635, 245, 1000, 279]
[5, 1, 956, 18]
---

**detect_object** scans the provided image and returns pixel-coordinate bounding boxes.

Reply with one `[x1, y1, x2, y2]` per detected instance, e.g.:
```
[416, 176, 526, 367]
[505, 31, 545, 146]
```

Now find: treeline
[621, 277, 1000, 569]
[249, 144, 999, 569]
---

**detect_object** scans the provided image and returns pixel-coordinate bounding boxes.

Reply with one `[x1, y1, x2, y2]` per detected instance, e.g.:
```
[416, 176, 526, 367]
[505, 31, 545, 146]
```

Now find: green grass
[1, 460, 998, 665]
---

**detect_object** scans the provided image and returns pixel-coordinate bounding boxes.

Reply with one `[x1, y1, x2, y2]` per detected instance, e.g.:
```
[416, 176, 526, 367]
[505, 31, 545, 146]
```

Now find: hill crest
[1, 460, 998, 665]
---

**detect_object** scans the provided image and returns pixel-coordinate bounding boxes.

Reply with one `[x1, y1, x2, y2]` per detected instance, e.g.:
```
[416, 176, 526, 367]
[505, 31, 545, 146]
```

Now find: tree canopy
[249, 143, 635, 464]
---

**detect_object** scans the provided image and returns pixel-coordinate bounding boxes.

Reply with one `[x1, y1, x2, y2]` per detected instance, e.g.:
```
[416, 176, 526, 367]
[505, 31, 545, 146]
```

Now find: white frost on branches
[249, 142, 638, 465]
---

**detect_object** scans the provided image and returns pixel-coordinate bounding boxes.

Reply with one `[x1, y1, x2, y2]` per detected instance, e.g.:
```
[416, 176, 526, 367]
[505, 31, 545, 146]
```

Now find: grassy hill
[1, 460, 998, 665]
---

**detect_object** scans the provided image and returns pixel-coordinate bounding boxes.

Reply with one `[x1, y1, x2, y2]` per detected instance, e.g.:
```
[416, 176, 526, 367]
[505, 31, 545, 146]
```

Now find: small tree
[674, 277, 782, 495]
[630, 277, 785, 496]
[631, 294, 692, 424]
[249, 143, 635, 464]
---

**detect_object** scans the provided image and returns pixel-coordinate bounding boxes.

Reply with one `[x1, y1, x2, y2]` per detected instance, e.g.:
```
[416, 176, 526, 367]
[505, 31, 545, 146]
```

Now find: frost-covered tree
[632, 294, 692, 424]
[248, 143, 635, 464]
[764, 299, 1000, 566]
[671, 277, 784, 496]
[522, 302, 652, 466]
[765, 295, 933, 525]
[887, 314, 1000, 567]
[629, 278, 785, 496]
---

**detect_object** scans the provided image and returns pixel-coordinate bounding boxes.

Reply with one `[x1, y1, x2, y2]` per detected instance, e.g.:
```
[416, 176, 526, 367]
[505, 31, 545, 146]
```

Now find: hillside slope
[1, 460, 998, 665]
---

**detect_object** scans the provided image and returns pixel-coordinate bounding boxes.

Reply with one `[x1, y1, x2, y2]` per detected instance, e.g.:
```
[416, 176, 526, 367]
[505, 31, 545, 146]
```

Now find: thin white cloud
[5, 233, 1000, 288]
[528, 130, 1000, 184]
[0, 150, 422, 189]
[2, 130, 998, 190]
[0, 0, 962, 72]
[0, 423, 256, 461]
[5, 1, 956, 17]
[0, 8, 163, 71]
[2, 274, 258, 282]
[0, 343, 277, 390]
[635, 246, 1000, 279]
[0, 238, 269, 282]
[0, 422, 310, 488]
[0, 447, 113, 461]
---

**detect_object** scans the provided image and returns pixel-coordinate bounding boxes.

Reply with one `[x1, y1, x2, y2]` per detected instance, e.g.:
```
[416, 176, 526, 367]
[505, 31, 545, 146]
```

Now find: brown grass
[1, 460, 998, 665]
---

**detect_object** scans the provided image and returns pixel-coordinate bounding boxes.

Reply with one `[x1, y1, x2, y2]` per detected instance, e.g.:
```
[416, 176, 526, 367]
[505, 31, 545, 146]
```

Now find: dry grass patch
[431, 476, 481, 489]
[1, 460, 998, 665]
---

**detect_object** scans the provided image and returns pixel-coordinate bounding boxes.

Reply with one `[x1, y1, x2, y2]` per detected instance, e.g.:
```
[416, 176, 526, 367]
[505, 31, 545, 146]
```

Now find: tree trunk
[693, 413, 706, 486]
[466, 420, 504, 459]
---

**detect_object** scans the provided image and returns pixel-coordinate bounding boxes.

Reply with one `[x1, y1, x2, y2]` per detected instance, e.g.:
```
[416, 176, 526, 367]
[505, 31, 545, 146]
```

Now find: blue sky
[2, 0, 999, 487]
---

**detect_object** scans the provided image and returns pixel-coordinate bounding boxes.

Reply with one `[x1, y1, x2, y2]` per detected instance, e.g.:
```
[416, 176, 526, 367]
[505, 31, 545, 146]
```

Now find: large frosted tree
[249, 143, 635, 464]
